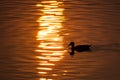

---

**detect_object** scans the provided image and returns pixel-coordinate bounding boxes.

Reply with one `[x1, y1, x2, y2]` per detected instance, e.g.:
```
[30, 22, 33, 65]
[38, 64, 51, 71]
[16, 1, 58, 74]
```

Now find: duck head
[68, 42, 75, 47]
[68, 42, 75, 56]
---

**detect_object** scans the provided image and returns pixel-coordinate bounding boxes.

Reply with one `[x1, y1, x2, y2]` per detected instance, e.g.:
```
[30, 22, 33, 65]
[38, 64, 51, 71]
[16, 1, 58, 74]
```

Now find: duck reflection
[35, 0, 65, 79]
[68, 42, 91, 56]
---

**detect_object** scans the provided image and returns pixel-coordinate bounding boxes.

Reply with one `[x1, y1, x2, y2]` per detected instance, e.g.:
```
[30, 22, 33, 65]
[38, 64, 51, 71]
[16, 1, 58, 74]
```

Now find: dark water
[0, 0, 120, 80]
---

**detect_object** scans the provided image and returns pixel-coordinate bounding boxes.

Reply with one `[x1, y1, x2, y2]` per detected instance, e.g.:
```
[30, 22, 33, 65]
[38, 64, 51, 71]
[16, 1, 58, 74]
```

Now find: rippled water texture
[0, 0, 120, 80]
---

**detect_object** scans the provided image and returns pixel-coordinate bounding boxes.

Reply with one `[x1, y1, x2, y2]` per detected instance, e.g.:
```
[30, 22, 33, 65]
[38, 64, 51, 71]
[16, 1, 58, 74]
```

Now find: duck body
[69, 42, 91, 52]
[74, 45, 91, 52]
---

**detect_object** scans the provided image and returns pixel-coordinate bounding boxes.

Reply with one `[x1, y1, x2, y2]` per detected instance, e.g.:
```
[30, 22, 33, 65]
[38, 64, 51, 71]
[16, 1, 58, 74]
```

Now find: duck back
[75, 45, 91, 52]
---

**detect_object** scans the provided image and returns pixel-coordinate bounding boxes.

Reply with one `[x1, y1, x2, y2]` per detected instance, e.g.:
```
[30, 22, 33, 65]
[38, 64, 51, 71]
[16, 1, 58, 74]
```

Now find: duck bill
[68, 43, 71, 46]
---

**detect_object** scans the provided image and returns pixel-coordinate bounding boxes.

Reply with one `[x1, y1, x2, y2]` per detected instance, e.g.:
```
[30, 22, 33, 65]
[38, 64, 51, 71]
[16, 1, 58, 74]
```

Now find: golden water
[0, 0, 120, 80]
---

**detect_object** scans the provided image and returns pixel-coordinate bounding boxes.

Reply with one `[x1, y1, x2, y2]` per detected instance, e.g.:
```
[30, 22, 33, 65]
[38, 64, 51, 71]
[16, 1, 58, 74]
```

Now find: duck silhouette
[68, 42, 91, 55]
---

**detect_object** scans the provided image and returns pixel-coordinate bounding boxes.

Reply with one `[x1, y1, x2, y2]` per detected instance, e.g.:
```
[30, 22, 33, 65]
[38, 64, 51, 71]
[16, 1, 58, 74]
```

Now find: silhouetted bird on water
[68, 42, 91, 56]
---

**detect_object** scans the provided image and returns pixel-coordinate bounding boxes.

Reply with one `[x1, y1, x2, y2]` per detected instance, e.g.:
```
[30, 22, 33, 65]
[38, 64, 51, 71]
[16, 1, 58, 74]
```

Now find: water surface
[0, 0, 120, 80]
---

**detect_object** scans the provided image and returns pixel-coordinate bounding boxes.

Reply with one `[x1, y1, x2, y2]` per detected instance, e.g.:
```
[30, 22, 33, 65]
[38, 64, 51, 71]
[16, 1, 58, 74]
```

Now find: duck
[68, 42, 91, 55]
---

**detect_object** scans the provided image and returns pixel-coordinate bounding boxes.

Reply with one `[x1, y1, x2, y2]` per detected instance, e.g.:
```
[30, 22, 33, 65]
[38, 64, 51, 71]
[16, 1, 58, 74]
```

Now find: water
[0, 0, 120, 80]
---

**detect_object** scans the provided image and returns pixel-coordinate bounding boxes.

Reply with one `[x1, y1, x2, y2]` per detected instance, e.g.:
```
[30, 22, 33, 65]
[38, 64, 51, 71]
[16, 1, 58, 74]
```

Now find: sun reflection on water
[36, 0, 65, 79]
